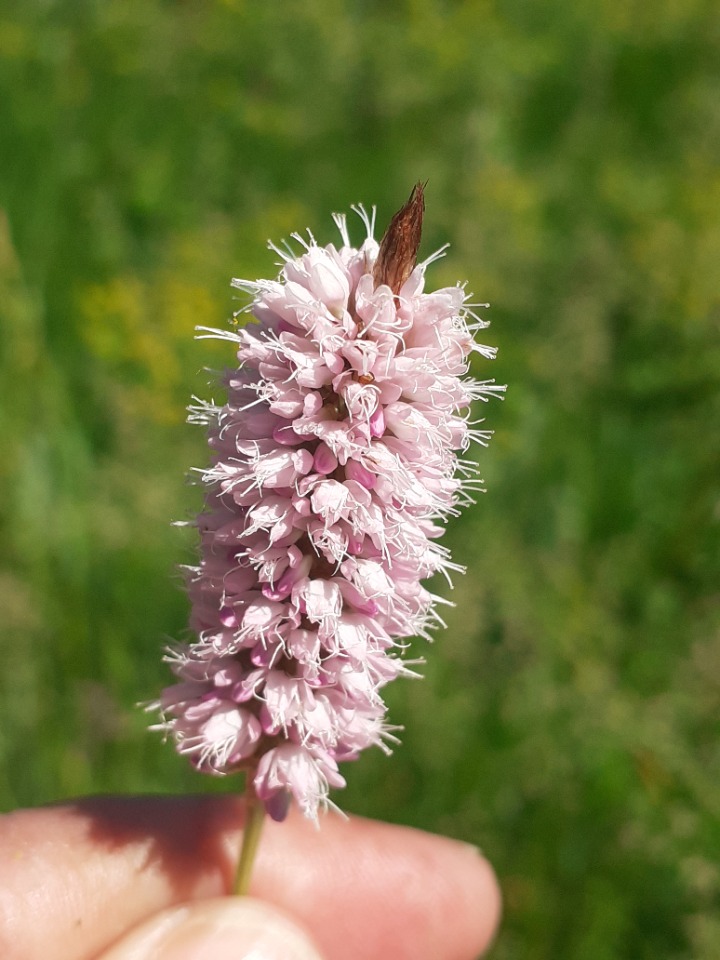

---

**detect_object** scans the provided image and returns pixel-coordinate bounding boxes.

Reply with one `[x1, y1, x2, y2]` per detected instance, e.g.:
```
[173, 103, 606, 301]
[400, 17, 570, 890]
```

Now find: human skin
[0, 795, 500, 960]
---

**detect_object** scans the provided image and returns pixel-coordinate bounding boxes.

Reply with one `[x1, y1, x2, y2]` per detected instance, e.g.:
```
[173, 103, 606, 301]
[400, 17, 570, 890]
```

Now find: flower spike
[152, 188, 504, 835]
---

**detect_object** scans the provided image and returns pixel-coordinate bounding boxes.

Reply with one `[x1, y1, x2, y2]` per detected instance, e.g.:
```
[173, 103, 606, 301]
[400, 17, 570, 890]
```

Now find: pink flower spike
[152, 184, 504, 825]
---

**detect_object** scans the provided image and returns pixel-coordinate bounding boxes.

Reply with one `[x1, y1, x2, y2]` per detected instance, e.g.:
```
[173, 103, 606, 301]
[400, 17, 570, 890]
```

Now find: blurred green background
[1, 1, 719, 956]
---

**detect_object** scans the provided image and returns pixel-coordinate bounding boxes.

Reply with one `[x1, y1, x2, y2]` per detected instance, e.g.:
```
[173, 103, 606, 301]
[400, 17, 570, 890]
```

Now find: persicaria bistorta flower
[152, 185, 504, 822]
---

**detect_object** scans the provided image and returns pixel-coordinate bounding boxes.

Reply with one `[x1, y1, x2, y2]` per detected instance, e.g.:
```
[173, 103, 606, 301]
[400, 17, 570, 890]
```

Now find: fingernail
[98, 897, 324, 960]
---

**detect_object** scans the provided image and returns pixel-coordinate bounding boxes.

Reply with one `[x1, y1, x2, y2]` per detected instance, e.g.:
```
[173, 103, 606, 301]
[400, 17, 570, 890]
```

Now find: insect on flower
[151, 185, 504, 835]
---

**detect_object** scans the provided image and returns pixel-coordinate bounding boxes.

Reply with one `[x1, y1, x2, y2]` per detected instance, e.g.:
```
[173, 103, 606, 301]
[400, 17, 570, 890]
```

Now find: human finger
[0, 795, 500, 960]
[97, 897, 324, 960]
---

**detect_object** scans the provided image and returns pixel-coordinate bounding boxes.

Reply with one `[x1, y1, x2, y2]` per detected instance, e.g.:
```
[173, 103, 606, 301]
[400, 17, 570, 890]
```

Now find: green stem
[233, 789, 265, 896]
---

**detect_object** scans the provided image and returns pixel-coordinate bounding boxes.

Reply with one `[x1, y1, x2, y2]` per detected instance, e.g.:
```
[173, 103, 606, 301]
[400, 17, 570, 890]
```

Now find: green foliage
[1, 1, 719, 955]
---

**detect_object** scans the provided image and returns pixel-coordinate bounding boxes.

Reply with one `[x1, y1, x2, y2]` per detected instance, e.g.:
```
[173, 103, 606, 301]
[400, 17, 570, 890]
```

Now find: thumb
[96, 897, 325, 960]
